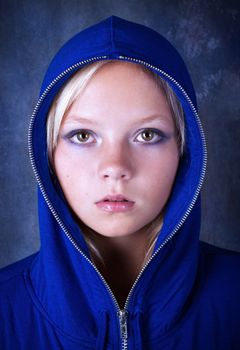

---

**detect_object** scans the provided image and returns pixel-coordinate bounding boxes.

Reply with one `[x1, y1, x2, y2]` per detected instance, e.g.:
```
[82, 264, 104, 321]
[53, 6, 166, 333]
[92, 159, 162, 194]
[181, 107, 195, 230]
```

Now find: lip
[95, 194, 135, 213]
[96, 194, 134, 203]
[96, 201, 135, 213]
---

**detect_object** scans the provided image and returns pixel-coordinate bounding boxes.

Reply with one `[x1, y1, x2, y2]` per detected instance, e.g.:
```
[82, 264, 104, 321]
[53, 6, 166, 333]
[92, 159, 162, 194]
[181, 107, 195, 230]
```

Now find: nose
[98, 143, 133, 181]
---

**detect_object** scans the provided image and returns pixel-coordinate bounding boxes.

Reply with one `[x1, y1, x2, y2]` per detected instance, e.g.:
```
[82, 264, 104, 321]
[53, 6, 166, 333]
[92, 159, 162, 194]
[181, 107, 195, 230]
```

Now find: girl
[0, 15, 240, 350]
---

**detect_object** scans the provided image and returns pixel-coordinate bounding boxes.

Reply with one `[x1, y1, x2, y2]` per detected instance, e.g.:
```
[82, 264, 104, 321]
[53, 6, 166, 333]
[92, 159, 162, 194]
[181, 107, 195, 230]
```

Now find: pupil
[77, 132, 89, 142]
[143, 130, 153, 141]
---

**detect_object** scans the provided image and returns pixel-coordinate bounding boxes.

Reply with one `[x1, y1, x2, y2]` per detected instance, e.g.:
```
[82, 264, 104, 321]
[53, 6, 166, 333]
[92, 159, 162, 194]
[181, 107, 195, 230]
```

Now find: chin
[94, 225, 143, 238]
[100, 231, 133, 238]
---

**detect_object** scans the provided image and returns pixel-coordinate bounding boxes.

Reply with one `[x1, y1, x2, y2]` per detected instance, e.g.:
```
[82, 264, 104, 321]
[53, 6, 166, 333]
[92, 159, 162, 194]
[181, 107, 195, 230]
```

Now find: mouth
[95, 194, 135, 213]
[96, 194, 134, 203]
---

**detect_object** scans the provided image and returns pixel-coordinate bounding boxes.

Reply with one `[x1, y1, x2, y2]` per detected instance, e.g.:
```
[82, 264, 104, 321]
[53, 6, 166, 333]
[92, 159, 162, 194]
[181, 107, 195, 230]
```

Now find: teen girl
[1, 15, 240, 350]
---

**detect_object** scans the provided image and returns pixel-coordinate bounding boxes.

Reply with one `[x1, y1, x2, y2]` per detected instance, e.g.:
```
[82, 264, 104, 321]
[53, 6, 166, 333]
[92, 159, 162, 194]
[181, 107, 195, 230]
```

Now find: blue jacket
[1, 15, 240, 350]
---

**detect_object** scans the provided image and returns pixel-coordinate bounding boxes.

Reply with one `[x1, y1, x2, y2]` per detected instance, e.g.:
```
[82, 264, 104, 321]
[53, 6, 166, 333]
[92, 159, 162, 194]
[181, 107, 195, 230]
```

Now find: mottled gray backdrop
[0, 0, 239, 268]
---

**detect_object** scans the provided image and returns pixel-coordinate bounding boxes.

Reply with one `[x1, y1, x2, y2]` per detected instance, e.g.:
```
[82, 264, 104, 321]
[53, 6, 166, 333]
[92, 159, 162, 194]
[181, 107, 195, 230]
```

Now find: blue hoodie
[0, 15, 240, 350]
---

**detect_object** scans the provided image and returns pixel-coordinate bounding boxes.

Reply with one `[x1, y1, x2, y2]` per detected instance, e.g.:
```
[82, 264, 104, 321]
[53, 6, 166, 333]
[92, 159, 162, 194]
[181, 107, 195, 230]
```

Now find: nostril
[102, 173, 127, 179]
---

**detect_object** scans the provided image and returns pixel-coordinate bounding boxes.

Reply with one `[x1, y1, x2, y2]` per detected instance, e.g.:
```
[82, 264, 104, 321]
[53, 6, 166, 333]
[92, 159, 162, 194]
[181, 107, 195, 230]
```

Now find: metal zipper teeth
[117, 55, 208, 314]
[28, 54, 207, 350]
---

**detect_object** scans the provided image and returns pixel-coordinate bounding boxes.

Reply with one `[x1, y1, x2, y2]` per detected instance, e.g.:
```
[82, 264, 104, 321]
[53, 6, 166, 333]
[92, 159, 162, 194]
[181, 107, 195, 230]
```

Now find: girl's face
[53, 62, 180, 238]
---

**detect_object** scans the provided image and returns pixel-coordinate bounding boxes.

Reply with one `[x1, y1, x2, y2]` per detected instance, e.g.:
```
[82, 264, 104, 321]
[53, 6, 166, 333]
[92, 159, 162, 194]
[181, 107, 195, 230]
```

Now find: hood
[27, 16, 207, 349]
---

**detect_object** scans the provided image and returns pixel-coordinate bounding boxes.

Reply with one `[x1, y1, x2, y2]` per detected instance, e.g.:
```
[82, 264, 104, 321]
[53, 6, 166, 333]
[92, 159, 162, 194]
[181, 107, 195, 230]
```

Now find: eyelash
[65, 128, 167, 145]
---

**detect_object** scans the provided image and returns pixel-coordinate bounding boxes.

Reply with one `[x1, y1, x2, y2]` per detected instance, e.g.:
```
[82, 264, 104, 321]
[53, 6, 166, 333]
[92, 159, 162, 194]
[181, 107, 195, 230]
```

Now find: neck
[79, 220, 162, 308]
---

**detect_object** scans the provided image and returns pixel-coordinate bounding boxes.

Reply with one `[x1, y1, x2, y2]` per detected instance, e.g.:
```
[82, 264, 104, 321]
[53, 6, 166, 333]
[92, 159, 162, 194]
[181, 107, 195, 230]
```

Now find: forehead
[88, 60, 157, 86]
[62, 64, 174, 131]
[68, 61, 168, 112]
[55, 59, 176, 135]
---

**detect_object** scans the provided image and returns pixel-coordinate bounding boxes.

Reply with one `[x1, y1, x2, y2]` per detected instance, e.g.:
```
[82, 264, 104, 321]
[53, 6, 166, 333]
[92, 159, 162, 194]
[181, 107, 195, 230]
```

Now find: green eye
[76, 131, 90, 142]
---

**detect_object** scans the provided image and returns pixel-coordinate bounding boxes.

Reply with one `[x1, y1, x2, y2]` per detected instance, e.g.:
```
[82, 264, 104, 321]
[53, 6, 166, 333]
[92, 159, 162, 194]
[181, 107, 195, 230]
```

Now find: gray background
[0, 0, 239, 268]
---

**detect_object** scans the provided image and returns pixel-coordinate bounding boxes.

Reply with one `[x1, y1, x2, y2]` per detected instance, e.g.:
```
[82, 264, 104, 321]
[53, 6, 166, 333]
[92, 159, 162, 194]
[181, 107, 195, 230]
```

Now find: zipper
[28, 54, 207, 350]
[118, 310, 128, 350]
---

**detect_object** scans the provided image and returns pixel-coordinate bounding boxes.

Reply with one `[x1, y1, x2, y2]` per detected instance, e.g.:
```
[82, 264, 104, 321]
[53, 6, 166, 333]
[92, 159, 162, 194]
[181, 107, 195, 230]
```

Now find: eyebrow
[65, 114, 171, 126]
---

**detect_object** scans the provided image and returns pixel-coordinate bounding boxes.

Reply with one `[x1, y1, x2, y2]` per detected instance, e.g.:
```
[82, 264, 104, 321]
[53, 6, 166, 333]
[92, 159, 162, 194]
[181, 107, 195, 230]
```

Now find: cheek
[53, 144, 91, 199]
[140, 147, 179, 198]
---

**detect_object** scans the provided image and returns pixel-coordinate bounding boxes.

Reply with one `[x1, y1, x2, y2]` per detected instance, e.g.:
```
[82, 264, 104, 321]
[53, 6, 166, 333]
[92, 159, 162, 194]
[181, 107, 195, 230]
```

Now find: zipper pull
[118, 309, 128, 340]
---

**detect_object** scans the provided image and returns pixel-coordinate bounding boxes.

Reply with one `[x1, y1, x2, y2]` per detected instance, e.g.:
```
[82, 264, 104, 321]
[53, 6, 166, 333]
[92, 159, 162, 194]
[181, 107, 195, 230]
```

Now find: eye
[67, 130, 96, 144]
[135, 128, 165, 144]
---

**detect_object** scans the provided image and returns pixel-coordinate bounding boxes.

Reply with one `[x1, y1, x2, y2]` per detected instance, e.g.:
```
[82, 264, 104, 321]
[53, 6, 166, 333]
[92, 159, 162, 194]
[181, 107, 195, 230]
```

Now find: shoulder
[199, 241, 240, 302]
[0, 253, 38, 298]
[0, 253, 41, 347]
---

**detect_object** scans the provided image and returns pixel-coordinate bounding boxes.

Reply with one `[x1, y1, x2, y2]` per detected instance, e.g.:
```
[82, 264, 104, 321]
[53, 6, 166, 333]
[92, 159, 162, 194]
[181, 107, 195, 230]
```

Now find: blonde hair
[46, 59, 185, 268]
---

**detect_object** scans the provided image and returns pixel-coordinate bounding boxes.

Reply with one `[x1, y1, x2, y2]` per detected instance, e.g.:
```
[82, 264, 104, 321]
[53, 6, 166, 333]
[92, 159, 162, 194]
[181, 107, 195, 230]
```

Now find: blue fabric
[1, 15, 240, 349]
